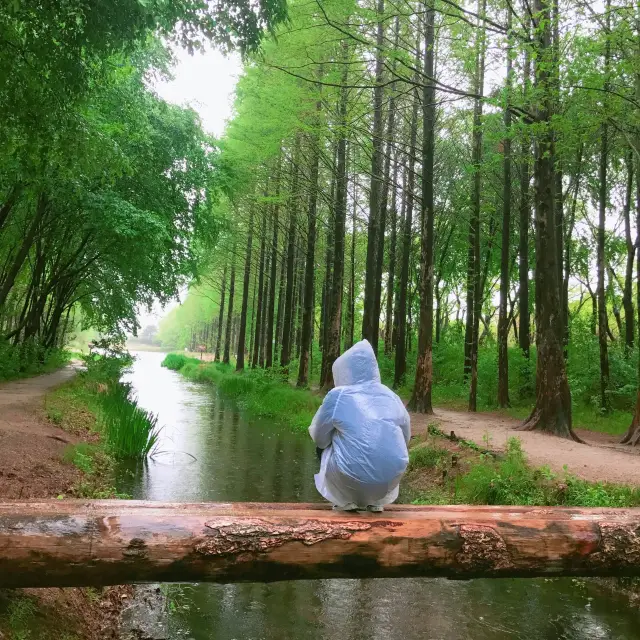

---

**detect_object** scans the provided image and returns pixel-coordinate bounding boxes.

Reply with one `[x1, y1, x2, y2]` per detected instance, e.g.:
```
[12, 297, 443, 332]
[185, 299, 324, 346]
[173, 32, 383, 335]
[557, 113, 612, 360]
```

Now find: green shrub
[161, 353, 199, 371]
[0, 339, 69, 382]
[82, 350, 133, 385]
[453, 437, 640, 508]
[455, 438, 551, 505]
[63, 443, 100, 474]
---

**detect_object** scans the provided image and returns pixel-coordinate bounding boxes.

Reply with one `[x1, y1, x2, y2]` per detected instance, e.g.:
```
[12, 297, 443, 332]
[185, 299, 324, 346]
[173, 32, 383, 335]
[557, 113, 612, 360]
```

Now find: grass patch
[408, 443, 450, 471]
[162, 352, 195, 371]
[162, 354, 322, 430]
[407, 436, 640, 508]
[45, 351, 152, 497]
[571, 406, 632, 436]
[0, 592, 82, 640]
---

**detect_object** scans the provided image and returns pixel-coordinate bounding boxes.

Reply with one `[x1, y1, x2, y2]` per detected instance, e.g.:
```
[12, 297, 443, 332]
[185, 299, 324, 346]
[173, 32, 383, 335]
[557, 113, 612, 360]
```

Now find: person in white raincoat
[309, 339, 410, 512]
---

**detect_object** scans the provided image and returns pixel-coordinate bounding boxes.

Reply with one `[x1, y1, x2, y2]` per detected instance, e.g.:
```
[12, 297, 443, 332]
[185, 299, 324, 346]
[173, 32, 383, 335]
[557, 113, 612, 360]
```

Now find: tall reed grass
[99, 383, 160, 459]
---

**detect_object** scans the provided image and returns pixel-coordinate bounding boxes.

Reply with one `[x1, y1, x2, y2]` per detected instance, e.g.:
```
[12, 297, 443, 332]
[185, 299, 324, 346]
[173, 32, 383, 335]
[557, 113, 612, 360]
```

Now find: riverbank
[162, 354, 321, 429]
[162, 355, 640, 503]
[0, 363, 131, 639]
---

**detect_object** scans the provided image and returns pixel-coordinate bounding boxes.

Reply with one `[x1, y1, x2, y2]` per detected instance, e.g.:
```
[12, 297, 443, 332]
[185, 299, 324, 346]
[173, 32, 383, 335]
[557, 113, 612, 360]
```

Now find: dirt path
[0, 364, 129, 640]
[411, 408, 640, 486]
[0, 364, 83, 498]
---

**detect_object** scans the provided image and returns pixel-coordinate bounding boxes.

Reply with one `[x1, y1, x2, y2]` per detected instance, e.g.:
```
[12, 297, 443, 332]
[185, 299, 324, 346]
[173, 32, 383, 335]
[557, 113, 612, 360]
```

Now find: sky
[135, 46, 241, 331]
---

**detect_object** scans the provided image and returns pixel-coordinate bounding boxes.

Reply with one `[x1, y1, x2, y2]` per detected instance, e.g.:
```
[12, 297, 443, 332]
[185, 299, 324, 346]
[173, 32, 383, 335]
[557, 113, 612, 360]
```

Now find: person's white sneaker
[333, 503, 359, 512]
[367, 505, 384, 513]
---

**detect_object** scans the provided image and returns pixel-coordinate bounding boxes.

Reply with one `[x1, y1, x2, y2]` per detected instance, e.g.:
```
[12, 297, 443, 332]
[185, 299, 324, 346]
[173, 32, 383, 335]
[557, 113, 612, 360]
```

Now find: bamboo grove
[157, 0, 640, 443]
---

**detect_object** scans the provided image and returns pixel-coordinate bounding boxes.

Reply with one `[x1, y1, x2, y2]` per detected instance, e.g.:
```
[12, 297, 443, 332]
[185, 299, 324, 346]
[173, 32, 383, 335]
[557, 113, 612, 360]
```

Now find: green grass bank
[162, 354, 322, 430]
[162, 352, 640, 510]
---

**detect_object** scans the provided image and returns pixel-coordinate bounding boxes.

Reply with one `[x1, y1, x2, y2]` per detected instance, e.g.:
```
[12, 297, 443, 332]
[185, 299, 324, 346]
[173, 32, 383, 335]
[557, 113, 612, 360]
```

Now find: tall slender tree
[497, 6, 513, 409]
[214, 262, 228, 362]
[236, 203, 254, 370]
[409, 4, 436, 413]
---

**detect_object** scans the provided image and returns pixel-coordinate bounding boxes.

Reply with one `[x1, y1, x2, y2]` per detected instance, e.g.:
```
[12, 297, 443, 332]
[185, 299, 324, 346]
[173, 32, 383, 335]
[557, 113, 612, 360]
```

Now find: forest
[155, 0, 640, 444]
[3, 3, 640, 637]
[2, 0, 640, 444]
[0, 0, 284, 377]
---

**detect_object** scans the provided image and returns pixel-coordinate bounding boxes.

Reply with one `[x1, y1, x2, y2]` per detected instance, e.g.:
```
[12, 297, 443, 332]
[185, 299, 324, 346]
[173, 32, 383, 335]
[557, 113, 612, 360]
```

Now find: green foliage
[49, 352, 153, 493]
[408, 444, 449, 471]
[62, 443, 100, 475]
[4, 595, 37, 640]
[446, 438, 640, 508]
[0, 340, 69, 382]
[161, 353, 199, 371]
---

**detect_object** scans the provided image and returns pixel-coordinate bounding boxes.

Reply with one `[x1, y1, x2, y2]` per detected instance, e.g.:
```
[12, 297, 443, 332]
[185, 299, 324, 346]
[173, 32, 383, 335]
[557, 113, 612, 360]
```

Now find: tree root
[515, 409, 586, 444]
[620, 421, 640, 446]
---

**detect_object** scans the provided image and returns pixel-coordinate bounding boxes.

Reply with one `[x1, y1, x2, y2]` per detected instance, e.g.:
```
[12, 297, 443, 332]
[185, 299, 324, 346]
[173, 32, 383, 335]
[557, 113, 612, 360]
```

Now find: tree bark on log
[2, 501, 640, 588]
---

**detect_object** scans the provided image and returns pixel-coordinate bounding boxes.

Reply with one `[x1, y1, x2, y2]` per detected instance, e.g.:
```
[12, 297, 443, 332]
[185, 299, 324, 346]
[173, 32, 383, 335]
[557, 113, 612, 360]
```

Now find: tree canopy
[158, 0, 640, 444]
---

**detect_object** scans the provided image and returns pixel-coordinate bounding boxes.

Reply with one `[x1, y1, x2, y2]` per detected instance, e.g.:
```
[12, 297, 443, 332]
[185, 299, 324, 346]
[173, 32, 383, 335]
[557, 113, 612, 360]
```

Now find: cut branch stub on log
[1, 501, 640, 588]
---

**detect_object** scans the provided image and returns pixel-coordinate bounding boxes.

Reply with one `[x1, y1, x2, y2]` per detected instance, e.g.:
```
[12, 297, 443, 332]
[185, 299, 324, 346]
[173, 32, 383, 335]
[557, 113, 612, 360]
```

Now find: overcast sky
[136, 46, 241, 331]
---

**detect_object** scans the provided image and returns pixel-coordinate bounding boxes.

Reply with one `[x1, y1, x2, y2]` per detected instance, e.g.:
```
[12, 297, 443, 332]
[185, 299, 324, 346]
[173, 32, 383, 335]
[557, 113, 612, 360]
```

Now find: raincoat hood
[332, 339, 381, 387]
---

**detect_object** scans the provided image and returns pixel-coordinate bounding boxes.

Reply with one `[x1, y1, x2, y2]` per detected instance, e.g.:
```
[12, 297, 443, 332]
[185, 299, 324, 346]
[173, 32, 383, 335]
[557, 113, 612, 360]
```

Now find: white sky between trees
[136, 46, 241, 332]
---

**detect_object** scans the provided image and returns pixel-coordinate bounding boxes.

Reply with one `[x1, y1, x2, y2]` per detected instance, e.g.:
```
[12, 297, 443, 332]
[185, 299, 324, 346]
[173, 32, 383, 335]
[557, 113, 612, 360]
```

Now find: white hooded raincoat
[309, 340, 410, 507]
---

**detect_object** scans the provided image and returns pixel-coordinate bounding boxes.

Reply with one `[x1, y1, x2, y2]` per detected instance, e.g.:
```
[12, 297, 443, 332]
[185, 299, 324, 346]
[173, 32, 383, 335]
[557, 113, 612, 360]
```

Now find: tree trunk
[214, 263, 228, 362]
[295, 249, 304, 358]
[497, 7, 513, 409]
[392, 163, 408, 351]
[621, 18, 640, 445]
[223, 242, 237, 365]
[321, 46, 349, 390]
[320, 148, 338, 386]
[622, 151, 635, 355]
[518, 7, 531, 358]
[345, 157, 357, 351]
[266, 166, 281, 369]
[597, 0, 611, 412]
[252, 203, 268, 368]
[517, 0, 581, 441]
[372, 16, 400, 354]
[0, 194, 48, 309]
[362, 0, 385, 350]
[297, 121, 321, 387]
[563, 145, 583, 357]
[408, 4, 436, 414]
[468, 0, 487, 413]
[551, 0, 564, 350]
[4, 500, 640, 588]
[260, 243, 270, 368]
[0, 183, 22, 235]
[281, 148, 300, 371]
[275, 241, 287, 361]
[249, 267, 258, 363]
[236, 204, 255, 371]
[384, 155, 399, 355]
[394, 32, 421, 389]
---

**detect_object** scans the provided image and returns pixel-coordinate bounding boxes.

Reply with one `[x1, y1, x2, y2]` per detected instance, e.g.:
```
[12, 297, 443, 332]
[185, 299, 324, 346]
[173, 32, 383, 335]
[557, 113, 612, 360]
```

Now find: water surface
[119, 351, 640, 640]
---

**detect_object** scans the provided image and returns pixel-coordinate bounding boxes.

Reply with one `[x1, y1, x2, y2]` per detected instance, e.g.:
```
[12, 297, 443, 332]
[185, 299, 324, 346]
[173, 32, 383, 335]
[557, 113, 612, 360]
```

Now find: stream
[117, 351, 640, 640]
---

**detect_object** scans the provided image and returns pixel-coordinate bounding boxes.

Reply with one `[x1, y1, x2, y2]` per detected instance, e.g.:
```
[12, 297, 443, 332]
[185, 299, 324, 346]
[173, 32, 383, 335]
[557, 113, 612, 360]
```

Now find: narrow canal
[118, 351, 640, 640]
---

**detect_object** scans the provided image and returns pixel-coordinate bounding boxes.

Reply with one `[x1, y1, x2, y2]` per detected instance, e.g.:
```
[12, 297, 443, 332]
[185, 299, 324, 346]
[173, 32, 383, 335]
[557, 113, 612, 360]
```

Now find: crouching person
[309, 339, 410, 512]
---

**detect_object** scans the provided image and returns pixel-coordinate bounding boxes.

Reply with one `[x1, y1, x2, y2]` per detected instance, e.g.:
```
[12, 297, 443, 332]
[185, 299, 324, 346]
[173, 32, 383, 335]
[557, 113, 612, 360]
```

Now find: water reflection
[120, 352, 640, 640]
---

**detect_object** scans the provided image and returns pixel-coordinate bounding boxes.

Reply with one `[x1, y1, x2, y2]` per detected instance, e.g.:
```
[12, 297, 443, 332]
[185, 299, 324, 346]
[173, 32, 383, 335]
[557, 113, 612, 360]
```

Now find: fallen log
[1, 500, 640, 588]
